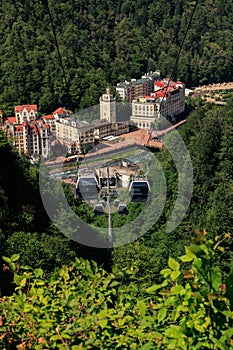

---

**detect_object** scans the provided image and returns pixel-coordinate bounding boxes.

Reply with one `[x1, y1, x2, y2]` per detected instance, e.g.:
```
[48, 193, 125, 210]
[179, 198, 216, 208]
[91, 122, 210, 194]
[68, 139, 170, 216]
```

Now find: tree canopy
[1, 231, 233, 349]
[0, 0, 233, 114]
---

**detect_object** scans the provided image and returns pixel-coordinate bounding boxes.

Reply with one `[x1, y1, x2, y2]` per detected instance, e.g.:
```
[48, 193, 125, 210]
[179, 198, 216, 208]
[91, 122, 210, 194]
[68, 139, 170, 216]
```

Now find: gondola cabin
[100, 176, 116, 188]
[128, 180, 150, 203]
[76, 174, 99, 200]
[118, 203, 128, 215]
[93, 203, 105, 216]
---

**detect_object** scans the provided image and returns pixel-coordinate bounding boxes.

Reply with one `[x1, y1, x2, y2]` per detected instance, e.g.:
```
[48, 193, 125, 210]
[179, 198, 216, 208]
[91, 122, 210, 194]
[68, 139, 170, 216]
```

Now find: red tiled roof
[29, 123, 39, 135]
[154, 91, 168, 98]
[4, 116, 17, 124]
[42, 114, 55, 120]
[53, 107, 65, 115]
[154, 81, 166, 89]
[15, 104, 37, 113]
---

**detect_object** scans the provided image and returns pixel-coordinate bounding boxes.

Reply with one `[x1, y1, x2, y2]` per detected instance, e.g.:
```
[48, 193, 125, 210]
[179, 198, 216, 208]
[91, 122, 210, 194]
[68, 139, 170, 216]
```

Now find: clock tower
[100, 87, 116, 123]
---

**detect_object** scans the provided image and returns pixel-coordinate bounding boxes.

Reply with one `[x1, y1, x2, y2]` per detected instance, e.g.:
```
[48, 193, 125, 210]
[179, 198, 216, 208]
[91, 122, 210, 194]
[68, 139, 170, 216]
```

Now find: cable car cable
[157, 0, 200, 120]
[41, 0, 71, 106]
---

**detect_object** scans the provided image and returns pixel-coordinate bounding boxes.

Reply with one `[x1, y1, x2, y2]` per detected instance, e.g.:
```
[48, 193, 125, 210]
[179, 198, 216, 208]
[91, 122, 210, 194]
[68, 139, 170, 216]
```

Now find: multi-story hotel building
[42, 114, 56, 134]
[4, 118, 51, 158]
[55, 118, 95, 153]
[14, 104, 38, 124]
[116, 71, 161, 102]
[91, 119, 129, 140]
[55, 88, 129, 154]
[55, 117, 129, 154]
[130, 80, 185, 130]
[3, 105, 51, 159]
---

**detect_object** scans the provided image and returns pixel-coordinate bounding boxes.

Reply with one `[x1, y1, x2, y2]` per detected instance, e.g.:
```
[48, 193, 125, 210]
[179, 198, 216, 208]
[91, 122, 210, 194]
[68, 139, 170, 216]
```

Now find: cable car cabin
[128, 180, 150, 203]
[118, 203, 128, 215]
[76, 174, 99, 200]
[100, 177, 116, 188]
[94, 203, 105, 216]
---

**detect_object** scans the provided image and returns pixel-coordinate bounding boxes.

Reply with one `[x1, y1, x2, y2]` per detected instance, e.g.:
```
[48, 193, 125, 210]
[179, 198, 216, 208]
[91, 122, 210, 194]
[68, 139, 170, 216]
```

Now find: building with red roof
[116, 71, 161, 102]
[3, 105, 51, 158]
[154, 81, 166, 90]
[4, 116, 17, 124]
[53, 107, 71, 120]
[130, 80, 185, 130]
[42, 114, 56, 133]
[14, 104, 38, 124]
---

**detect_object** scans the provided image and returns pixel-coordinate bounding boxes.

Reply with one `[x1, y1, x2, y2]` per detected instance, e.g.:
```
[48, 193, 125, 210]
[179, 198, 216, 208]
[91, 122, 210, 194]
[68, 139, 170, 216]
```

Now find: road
[198, 82, 233, 91]
[46, 119, 186, 168]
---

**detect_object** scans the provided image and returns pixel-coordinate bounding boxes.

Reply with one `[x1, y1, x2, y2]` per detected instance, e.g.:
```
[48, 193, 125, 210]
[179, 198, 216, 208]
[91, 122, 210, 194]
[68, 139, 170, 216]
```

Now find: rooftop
[15, 104, 37, 113]
[4, 116, 17, 124]
[90, 119, 111, 127]
[42, 114, 55, 120]
[119, 129, 162, 149]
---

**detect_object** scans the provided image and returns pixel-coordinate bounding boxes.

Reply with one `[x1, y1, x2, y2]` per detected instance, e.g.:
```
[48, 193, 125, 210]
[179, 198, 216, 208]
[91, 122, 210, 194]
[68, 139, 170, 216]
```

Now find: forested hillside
[113, 96, 233, 287]
[0, 0, 233, 114]
[1, 97, 233, 291]
[1, 0, 233, 347]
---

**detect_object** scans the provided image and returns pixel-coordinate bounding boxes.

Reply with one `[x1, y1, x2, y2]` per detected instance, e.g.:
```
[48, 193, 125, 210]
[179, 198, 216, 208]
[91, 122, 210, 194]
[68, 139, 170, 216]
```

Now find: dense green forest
[1, 0, 233, 347]
[1, 97, 233, 286]
[1, 97, 233, 348]
[0, 0, 233, 115]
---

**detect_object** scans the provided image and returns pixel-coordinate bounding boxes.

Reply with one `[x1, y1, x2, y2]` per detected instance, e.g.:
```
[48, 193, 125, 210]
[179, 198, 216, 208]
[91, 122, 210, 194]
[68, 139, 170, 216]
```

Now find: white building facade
[100, 88, 116, 123]
[130, 80, 185, 130]
[4, 105, 51, 158]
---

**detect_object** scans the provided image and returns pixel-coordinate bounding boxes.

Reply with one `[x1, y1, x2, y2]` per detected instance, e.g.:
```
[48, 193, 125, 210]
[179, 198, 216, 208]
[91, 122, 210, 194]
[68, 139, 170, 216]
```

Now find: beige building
[4, 115, 51, 158]
[116, 71, 161, 102]
[53, 107, 72, 120]
[42, 114, 56, 134]
[91, 119, 129, 140]
[54, 89, 129, 154]
[91, 119, 113, 140]
[131, 80, 185, 130]
[55, 118, 95, 153]
[100, 88, 116, 123]
[14, 104, 38, 124]
[55, 116, 129, 154]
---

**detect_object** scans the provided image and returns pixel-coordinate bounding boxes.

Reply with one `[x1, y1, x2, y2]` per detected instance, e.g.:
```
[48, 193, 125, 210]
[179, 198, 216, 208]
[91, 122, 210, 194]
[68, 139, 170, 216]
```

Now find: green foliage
[112, 98, 233, 298]
[1, 232, 233, 349]
[0, 0, 233, 113]
[4, 231, 77, 273]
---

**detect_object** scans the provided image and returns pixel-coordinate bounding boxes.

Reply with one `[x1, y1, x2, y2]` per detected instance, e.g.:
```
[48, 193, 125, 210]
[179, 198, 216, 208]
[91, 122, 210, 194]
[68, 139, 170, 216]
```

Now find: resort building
[116, 71, 161, 102]
[130, 79, 185, 130]
[42, 114, 56, 134]
[55, 118, 95, 153]
[14, 104, 38, 124]
[4, 112, 51, 159]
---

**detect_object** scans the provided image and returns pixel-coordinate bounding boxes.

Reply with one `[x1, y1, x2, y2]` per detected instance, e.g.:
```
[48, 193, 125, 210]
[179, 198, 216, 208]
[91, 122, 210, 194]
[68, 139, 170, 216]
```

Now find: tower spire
[99, 87, 116, 123]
